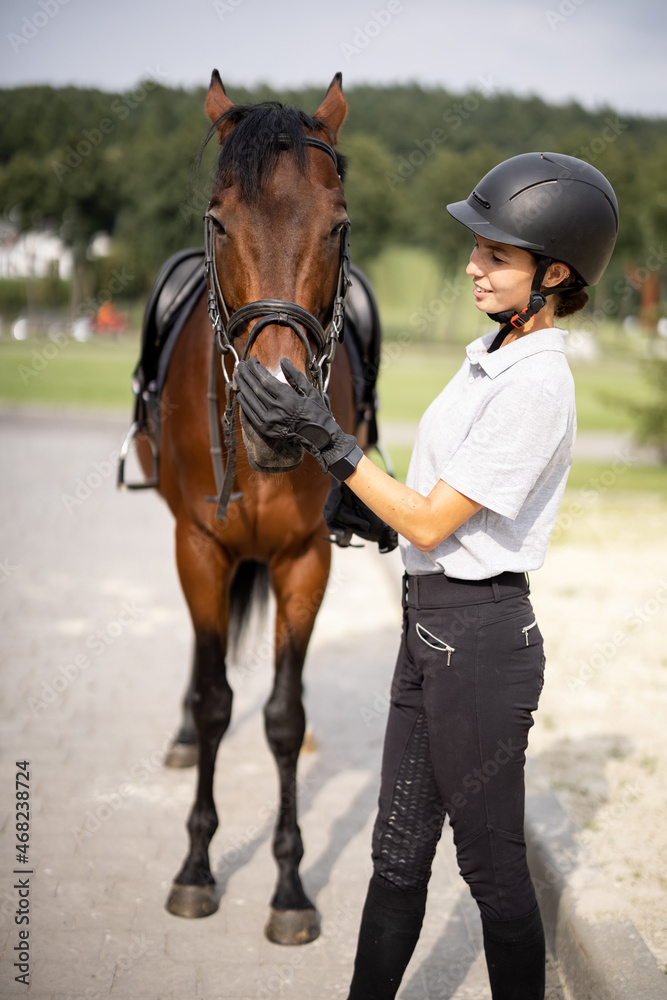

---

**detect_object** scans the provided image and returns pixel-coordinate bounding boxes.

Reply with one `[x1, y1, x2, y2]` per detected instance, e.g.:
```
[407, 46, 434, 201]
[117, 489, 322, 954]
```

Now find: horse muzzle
[239, 412, 305, 473]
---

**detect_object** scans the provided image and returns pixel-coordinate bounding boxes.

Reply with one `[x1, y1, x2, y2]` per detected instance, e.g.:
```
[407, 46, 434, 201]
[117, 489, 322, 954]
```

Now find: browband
[277, 133, 341, 175]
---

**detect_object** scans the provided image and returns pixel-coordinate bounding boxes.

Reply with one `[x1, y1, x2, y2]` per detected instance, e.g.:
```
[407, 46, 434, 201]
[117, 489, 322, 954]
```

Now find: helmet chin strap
[486, 257, 553, 353]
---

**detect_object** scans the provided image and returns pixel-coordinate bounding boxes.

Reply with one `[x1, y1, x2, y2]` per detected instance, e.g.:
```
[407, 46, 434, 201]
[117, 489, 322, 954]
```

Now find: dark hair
[553, 269, 589, 318]
[529, 253, 589, 318]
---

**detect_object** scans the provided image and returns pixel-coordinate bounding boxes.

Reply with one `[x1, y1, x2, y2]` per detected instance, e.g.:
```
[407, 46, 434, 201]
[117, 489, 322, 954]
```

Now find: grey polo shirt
[399, 327, 576, 579]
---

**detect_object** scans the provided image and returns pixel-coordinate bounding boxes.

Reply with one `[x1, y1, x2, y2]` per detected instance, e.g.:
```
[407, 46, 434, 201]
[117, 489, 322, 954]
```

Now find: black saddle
[134, 247, 207, 402]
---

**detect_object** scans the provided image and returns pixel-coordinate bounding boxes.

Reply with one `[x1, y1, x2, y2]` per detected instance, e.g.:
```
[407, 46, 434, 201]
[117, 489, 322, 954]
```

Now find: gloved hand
[235, 357, 361, 477]
[324, 483, 398, 553]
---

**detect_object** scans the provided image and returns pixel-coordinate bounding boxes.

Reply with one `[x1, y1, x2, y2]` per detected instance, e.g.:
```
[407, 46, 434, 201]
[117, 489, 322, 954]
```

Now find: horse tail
[228, 559, 270, 656]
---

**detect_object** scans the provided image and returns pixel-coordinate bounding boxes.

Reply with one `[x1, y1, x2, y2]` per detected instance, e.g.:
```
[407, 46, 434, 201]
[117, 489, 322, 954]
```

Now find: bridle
[203, 133, 352, 522]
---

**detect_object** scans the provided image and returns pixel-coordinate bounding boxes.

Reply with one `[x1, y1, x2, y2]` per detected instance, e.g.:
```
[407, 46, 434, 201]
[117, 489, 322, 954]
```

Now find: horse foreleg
[263, 537, 331, 945]
[166, 520, 233, 919]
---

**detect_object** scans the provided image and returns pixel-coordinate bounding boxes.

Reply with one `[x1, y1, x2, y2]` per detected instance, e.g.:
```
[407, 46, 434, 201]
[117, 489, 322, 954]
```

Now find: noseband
[203, 134, 352, 522]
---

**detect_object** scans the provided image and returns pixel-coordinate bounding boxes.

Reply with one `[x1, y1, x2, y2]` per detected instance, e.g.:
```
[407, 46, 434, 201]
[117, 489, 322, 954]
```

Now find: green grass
[375, 343, 647, 434]
[376, 345, 462, 423]
[371, 450, 667, 496]
[569, 360, 649, 433]
[0, 336, 138, 410]
[565, 460, 667, 493]
[376, 448, 667, 494]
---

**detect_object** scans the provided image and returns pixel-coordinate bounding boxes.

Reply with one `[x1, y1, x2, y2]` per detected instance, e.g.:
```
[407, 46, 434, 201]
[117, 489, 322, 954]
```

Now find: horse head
[204, 71, 349, 473]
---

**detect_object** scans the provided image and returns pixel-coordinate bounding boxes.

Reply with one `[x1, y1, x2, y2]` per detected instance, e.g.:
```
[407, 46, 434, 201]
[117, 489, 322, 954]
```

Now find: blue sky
[1, 0, 666, 117]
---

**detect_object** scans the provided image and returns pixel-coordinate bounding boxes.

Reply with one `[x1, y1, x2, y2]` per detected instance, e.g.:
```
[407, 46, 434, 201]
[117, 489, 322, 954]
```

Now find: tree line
[0, 78, 665, 317]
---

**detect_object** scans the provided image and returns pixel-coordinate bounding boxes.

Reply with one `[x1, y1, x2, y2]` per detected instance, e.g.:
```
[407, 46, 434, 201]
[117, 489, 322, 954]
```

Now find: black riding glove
[324, 483, 398, 553]
[235, 357, 363, 479]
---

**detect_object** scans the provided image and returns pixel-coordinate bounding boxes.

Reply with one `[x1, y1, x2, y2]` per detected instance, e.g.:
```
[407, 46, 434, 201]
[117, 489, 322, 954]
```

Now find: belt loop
[492, 580, 501, 603]
[413, 575, 420, 610]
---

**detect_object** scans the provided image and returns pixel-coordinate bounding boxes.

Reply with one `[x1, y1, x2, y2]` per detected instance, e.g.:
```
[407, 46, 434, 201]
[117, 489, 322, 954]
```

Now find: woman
[235, 152, 619, 1000]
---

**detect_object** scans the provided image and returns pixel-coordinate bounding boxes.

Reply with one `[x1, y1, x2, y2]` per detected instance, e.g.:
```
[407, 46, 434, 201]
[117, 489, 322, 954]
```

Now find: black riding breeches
[371, 572, 545, 923]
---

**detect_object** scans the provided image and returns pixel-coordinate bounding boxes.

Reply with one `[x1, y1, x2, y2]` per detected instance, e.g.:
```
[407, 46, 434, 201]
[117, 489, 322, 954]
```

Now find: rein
[204, 134, 352, 522]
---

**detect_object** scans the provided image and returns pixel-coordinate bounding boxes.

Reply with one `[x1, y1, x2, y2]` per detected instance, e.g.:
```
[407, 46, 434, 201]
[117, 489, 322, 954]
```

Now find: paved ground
[0, 410, 565, 1000]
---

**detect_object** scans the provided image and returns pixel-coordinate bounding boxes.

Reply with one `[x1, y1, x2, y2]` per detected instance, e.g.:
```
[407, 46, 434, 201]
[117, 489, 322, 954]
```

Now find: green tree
[342, 133, 400, 267]
[626, 359, 667, 464]
[408, 145, 501, 269]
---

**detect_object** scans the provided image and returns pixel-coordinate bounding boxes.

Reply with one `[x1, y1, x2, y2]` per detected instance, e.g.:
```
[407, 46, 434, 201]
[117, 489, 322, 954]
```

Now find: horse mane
[203, 102, 347, 201]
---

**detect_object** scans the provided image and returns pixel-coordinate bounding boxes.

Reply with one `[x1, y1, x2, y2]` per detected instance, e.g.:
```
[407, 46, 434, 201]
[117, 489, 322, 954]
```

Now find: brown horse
[133, 72, 357, 945]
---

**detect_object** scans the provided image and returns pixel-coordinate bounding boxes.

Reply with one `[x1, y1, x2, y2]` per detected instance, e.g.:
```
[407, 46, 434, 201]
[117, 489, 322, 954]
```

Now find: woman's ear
[544, 261, 571, 287]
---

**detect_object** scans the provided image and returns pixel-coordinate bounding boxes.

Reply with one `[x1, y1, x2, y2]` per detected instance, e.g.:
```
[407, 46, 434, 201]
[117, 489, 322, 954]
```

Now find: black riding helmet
[446, 152, 619, 349]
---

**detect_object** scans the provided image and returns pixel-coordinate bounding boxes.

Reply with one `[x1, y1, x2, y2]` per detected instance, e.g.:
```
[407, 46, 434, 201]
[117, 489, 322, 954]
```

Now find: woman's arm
[345, 456, 482, 551]
[233, 357, 482, 549]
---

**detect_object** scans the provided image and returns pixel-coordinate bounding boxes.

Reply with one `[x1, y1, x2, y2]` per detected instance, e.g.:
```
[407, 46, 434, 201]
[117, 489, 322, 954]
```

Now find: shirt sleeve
[440, 377, 572, 519]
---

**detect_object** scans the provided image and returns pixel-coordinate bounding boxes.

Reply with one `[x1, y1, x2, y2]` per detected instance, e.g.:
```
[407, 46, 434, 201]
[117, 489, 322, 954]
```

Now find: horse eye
[330, 221, 347, 237]
[209, 216, 226, 235]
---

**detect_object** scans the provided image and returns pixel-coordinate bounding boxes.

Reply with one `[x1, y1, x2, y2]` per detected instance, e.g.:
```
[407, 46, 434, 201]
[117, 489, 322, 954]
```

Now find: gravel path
[0, 409, 568, 999]
[528, 491, 667, 972]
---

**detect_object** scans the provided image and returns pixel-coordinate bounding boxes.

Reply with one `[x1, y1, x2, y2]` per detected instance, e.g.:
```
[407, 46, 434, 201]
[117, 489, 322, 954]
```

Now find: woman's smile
[467, 235, 538, 316]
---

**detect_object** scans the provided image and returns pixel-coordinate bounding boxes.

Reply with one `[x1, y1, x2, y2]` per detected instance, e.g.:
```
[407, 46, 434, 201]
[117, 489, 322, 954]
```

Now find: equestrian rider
[234, 151, 619, 1000]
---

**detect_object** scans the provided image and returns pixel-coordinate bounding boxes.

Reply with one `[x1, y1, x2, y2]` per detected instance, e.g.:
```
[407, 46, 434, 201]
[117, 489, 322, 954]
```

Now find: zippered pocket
[521, 620, 538, 646]
[416, 622, 455, 666]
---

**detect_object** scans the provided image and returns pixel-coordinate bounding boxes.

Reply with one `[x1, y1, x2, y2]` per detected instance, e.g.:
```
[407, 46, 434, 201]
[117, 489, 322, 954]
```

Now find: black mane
[205, 102, 346, 201]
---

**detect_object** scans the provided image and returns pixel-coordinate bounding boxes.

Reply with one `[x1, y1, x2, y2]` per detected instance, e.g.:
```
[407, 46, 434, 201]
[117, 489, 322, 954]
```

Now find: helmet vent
[472, 190, 491, 210]
[509, 179, 558, 201]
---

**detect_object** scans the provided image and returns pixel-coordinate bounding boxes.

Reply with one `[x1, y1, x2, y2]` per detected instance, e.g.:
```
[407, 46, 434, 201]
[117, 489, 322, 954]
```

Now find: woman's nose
[466, 253, 483, 277]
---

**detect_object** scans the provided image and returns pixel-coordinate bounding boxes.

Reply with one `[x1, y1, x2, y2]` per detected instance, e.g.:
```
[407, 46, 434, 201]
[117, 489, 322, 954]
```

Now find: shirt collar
[466, 327, 568, 378]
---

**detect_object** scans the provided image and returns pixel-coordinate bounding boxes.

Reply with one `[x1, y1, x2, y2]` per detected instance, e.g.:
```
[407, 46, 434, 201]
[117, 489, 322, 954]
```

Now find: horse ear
[313, 72, 347, 143]
[206, 69, 235, 142]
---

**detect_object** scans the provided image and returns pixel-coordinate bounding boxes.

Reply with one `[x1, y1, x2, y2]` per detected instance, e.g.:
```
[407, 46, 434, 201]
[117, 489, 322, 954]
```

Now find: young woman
[235, 152, 619, 1000]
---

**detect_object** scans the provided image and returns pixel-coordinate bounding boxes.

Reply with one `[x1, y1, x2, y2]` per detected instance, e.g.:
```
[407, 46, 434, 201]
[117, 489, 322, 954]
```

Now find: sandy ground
[526, 490, 667, 973]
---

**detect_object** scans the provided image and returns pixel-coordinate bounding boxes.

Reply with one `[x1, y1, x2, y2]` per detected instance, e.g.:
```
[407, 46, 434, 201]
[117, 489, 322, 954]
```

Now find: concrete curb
[525, 757, 667, 1000]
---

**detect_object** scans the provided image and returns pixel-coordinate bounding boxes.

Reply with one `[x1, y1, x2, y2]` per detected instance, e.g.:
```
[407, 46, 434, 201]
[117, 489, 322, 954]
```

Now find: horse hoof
[166, 883, 218, 918]
[265, 907, 320, 945]
[300, 727, 318, 754]
[163, 742, 198, 768]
